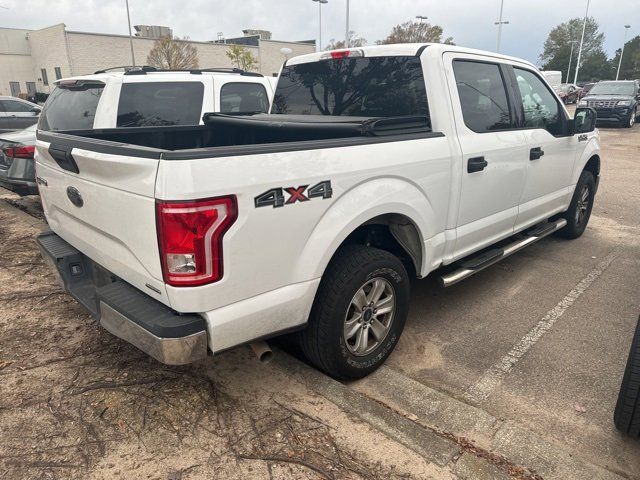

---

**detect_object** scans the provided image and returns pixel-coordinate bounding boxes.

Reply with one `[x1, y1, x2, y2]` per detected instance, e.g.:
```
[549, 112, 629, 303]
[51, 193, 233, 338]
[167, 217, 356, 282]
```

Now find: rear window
[220, 82, 269, 113]
[116, 82, 204, 127]
[272, 56, 429, 119]
[38, 82, 104, 131]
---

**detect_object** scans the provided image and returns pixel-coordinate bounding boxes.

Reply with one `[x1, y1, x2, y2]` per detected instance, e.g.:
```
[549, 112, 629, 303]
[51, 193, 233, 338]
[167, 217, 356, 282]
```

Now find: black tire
[623, 108, 636, 128]
[614, 316, 640, 437]
[555, 170, 595, 239]
[297, 245, 410, 380]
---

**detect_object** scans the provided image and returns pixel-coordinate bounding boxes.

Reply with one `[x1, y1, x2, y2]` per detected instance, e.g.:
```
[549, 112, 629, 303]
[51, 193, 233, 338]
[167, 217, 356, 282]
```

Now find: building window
[54, 67, 62, 80]
[41, 69, 49, 86]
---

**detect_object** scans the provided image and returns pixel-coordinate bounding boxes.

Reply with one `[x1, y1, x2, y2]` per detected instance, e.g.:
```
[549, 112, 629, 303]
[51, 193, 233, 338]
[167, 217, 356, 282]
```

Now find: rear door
[444, 53, 528, 260]
[215, 79, 272, 114]
[509, 66, 575, 230]
[111, 77, 212, 128]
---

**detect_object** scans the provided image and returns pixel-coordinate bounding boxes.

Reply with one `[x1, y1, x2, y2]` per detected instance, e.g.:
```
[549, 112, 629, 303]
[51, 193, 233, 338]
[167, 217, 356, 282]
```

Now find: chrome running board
[439, 218, 567, 288]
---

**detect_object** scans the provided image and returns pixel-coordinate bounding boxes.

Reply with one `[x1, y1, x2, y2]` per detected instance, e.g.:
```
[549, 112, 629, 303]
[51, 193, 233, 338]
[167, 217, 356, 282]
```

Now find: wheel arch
[293, 177, 439, 282]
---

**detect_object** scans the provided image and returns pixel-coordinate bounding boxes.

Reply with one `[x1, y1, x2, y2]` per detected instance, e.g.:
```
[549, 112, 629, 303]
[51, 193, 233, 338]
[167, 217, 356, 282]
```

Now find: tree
[580, 50, 614, 82]
[539, 17, 607, 82]
[377, 21, 454, 45]
[325, 31, 367, 50]
[226, 44, 258, 71]
[610, 36, 640, 80]
[147, 36, 199, 70]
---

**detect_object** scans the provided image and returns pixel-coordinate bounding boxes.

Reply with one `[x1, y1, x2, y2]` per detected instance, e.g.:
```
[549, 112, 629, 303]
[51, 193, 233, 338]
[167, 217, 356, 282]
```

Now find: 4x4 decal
[255, 180, 333, 208]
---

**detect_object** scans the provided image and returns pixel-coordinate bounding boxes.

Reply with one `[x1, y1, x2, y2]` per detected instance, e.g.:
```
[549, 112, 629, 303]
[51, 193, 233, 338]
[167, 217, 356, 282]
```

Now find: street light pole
[616, 25, 631, 80]
[125, 0, 136, 66]
[312, 0, 328, 52]
[494, 0, 509, 53]
[573, 0, 590, 85]
[566, 40, 578, 84]
[345, 0, 350, 47]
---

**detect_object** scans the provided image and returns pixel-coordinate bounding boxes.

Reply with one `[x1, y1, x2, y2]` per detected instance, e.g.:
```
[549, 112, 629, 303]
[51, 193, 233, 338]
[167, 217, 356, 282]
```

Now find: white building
[0, 24, 315, 97]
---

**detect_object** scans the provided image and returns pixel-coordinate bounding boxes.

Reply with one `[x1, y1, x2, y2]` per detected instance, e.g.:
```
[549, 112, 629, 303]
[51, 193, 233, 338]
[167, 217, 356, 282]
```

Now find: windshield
[272, 56, 429, 120]
[588, 82, 635, 96]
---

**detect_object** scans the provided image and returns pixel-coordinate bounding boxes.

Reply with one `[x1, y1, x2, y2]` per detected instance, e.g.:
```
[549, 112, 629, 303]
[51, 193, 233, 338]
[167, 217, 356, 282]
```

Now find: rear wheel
[614, 316, 640, 438]
[297, 245, 410, 379]
[555, 170, 595, 239]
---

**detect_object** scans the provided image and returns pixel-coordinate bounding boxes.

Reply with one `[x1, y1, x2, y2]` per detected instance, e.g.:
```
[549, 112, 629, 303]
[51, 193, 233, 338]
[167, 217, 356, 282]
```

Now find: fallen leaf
[0, 360, 13, 370]
[574, 403, 587, 413]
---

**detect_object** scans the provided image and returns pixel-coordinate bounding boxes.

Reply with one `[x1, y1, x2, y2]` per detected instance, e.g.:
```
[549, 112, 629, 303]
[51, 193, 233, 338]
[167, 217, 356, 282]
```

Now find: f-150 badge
[254, 180, 332, 208]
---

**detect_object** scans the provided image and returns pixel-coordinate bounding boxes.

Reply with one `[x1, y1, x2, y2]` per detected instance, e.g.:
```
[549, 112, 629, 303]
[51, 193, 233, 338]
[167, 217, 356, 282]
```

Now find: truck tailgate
[35, 139, 168, 303]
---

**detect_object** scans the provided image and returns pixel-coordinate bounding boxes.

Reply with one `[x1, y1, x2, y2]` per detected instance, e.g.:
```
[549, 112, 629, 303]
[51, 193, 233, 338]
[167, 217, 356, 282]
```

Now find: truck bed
[37, 114, 437, 161]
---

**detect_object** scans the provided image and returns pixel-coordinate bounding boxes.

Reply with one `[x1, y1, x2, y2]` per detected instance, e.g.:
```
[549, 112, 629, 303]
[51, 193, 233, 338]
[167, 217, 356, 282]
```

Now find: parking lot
[0, 117, 639, 479]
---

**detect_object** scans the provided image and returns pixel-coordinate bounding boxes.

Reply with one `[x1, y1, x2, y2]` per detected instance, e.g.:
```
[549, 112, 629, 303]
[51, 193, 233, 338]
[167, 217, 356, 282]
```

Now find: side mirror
[573, 107, 596, 134]
[30, 107, 41, 114]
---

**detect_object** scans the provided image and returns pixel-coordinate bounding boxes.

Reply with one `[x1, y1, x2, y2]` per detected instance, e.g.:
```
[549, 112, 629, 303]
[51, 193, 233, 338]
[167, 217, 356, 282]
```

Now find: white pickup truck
[35, 44, 600, 379]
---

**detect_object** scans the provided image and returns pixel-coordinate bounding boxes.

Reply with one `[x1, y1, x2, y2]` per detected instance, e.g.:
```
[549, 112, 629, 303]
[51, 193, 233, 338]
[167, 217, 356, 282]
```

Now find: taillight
[156, 196, 237, 287]
[4, 145, 35, 159]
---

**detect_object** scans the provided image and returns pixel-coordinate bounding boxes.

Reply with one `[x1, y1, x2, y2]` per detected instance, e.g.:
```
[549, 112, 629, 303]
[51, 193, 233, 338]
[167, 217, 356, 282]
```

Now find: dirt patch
[0, 196, 443, 480]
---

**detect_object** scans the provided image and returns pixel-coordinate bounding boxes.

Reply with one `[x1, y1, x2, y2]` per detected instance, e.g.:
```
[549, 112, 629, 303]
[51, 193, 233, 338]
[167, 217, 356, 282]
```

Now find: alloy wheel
[343, 277, 396, 356]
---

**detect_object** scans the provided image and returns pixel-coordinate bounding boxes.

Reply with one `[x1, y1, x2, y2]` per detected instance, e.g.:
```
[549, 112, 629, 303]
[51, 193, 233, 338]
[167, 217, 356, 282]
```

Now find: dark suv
[578, 80, 640, 128]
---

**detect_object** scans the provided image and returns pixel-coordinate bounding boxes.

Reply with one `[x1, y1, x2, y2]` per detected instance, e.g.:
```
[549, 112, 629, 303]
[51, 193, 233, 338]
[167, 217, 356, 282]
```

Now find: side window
[513, 68, 562, 135]
[452, 60, 512, 133]
[3, 100, 33, 113]
[117, 82, 204, 127]
[219, 83, 269, 114]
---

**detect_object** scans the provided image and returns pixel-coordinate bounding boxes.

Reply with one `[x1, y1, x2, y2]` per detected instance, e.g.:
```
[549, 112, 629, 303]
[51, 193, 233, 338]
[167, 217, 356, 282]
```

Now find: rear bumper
[36, 231, 208, 365]
[0, 157, 38, 196]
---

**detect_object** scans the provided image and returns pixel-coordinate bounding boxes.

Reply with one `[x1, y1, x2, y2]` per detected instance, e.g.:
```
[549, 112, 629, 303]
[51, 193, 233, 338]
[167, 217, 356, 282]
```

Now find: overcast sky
[1, 0, 638, 65]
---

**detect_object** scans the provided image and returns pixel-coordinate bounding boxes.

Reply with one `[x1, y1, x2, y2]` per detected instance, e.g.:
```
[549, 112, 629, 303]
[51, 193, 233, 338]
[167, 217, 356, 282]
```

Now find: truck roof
[54, 68, 265, 86]
[286, 43, 537, 71]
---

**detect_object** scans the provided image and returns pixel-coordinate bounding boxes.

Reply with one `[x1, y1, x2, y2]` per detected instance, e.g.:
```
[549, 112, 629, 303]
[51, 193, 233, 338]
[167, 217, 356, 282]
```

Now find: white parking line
[464, 250, 619, 404]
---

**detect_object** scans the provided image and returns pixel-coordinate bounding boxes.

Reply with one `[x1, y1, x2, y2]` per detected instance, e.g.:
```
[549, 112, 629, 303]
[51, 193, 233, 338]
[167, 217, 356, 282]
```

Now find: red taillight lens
[4, 145, 35, 159]
[330, 50, 351, 59]
[156, 196, 237, 287]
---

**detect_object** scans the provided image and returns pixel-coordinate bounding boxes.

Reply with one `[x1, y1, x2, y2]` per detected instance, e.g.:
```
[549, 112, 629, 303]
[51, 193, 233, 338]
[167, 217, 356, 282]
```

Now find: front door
[444, 54, 528, 260]
[510, 67, 576, 230]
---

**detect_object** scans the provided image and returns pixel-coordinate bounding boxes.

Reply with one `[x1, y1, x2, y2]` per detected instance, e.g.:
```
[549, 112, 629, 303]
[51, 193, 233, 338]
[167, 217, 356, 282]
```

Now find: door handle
[467, 156, 488, 173]
[530, 147, 544, 160]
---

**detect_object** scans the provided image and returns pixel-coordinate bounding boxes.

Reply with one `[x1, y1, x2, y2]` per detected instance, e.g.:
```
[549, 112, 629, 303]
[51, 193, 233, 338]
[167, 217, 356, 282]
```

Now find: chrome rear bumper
[37, 230, 208, 365]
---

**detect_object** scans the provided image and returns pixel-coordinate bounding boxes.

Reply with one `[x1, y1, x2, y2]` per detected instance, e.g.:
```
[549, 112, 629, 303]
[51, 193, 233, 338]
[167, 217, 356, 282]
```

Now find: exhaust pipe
[250, 341, 273, 363]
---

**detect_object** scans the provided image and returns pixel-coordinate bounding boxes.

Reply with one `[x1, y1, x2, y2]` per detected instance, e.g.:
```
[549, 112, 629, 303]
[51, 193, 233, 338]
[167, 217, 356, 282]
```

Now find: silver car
[0, 124, 37, 196]
[0, 96, 41, 133]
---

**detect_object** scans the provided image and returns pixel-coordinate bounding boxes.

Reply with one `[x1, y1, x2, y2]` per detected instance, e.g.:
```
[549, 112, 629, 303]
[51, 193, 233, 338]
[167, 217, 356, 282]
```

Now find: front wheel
[555, 170, 595, 239]
[297, 245, 410, 379]
[624, 108, 637, 128]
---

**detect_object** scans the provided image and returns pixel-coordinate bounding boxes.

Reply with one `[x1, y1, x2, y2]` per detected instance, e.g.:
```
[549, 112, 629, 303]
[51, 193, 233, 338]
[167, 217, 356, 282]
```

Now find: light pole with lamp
[616, 25, 631, 80]
[573, 0, 590, 85]
[566, 40, 578, 84]
[312, 0, 328, 52]
[416, 15, 428, 23]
